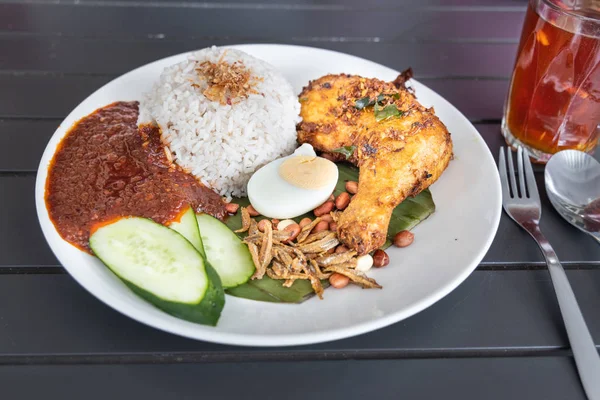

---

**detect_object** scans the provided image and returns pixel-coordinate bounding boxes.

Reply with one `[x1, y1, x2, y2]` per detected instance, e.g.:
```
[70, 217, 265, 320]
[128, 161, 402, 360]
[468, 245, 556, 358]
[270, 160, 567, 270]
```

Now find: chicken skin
[297, 73, 453, 255]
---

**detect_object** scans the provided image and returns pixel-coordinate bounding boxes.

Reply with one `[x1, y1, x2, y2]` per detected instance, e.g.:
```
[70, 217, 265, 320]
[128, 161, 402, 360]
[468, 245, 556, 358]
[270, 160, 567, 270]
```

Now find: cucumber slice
[90, 217, 224, 326]
[169, 206, 206, 258]
[125, 262, 224, 326]
[196, 213, 255, 289]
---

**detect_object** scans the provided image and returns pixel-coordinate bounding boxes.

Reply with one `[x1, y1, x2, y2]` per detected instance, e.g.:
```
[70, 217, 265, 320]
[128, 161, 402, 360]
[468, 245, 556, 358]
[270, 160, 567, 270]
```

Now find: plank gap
[1, 264, 599, 275]
[0, 0, 529, 13]
[0, 31, 521, 44]
[0, 347, 586, 366]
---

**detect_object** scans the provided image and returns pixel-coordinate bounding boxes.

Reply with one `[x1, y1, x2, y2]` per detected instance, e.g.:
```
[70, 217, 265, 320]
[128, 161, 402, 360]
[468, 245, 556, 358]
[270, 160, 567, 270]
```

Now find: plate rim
[35, 43, 502, 347]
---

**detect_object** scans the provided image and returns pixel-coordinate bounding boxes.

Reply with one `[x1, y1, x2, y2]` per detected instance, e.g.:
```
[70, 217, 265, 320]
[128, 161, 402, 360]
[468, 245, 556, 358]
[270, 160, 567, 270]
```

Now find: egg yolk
[278, 155, 337, 190]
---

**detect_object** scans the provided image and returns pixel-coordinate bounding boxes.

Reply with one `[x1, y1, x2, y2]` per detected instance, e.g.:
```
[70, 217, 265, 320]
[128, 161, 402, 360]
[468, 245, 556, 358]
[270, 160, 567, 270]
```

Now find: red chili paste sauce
[45, 101, 226, 253]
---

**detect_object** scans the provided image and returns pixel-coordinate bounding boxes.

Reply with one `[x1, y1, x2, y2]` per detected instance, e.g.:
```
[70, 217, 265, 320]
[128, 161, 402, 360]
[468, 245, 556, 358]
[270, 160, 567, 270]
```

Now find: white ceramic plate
[35, 44, 501, 347]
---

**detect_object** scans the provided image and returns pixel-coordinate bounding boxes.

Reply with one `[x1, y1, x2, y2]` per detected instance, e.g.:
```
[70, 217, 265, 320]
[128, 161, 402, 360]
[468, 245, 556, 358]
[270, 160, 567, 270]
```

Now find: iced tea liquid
[502, 0, 600, 162]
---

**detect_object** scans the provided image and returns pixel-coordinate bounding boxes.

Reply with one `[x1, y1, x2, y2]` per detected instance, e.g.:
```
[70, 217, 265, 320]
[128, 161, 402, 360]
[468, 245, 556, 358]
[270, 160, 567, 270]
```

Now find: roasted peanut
[329, 221, 338, 231]
[313, 200, 334, 217]
[372, 249, 390, 267]
[257, 219, 270, 232]
[329, 273, 350, 288]
[277, 219, 296, 231]
[356, 254, 374, 272]
[335, 245, 349, 254]
[299, 217, 312, 229]
[283, 223, 301, 242]
[247, 205, 260, 217]
[271, 219, 280, 229]
[320, 214, 333, 223]
[327, 247, 336, 254]
[312, 220, 329, 233]
[225, 203, 240, 214]
[393, 230, 414, 247]
[345, 181, 358, 194]
[335, 192, 351, 210]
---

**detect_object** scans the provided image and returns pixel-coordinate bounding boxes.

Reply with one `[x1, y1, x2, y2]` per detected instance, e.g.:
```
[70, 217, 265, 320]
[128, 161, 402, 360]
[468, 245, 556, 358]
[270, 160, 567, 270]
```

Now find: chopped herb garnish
[374, 102, 403, 122]
[331, 145, 357, 160]
[355, 97, 373, 110]
[356, 93, 402, 120]
[356, 93, 397, 110]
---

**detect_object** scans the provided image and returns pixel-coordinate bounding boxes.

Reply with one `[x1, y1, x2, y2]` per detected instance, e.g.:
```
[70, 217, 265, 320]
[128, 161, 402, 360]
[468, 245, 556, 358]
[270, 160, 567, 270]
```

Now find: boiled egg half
[247, 144, 338, 219]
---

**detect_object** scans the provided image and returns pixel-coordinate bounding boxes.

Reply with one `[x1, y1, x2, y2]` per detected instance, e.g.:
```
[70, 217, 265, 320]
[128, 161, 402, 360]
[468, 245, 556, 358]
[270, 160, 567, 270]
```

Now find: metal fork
[499, 146, 600, 400]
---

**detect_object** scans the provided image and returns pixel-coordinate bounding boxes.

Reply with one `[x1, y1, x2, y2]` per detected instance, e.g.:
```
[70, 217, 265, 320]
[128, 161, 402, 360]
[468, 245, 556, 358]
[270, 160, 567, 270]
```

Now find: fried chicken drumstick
[297, 72, 453, 255]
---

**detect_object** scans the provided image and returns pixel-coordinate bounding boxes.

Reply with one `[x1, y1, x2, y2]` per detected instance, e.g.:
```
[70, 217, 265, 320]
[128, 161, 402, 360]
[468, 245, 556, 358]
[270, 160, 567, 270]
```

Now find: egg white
[247, 144, 338, 219]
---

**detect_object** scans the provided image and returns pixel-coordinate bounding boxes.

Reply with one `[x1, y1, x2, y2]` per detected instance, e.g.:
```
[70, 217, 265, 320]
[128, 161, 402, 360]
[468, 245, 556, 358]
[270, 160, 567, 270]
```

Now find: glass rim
[540, 0, 600, 25]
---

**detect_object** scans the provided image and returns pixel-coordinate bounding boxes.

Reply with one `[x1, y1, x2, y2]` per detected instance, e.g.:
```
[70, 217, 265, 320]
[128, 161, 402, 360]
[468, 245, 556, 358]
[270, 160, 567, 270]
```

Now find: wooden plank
[3, 0, 528, 8]
[0, 36, 518, 78]
[0, 4, 525, 41]
[0, 358, 587, 400]
[0, 271, 598, 356]
[0, 75, 508, 120]
[0, 357, 587, 400]
[0, 176, 59, 267]
[0, 75, 113, 119]
[0, 119, 58, 171]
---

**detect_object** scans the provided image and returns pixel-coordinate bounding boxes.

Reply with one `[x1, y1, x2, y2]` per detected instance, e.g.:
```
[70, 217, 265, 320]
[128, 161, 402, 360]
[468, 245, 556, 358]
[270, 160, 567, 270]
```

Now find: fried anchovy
[270, 261, 287, 278]
[315, 250, 357, 267]
[310, 259, 332, 280]
[300, 230, 332, 245]
[248, 218, 259, 236]
[297, 233, 339, 253]
[303, 260, 324, 299]
[243, 233, 263, 246]
[259, 222, 273, 270]
[290, 257, 305, 274]
[274, 245, 294, 267]
[273, 230, 293, 243]
[296, 217, 322, 243]
[267, 264, 308, 285]
[235, 207, 251, 233]
[325, 264, 382, 289]
[248, 242, 266, 280]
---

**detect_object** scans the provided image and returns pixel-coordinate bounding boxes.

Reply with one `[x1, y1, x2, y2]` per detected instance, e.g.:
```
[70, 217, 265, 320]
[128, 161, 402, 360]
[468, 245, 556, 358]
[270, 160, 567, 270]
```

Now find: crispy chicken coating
[297, 73, 453, 255]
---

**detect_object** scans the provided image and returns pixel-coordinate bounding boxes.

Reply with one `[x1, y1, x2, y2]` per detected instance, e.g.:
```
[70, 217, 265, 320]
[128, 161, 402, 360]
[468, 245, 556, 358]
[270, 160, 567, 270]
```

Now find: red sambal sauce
[45, 101, 226, 253]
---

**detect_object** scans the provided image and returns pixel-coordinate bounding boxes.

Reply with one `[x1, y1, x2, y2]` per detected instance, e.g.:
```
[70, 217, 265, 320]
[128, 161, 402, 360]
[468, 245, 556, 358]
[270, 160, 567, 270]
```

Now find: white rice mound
[139, 46, 301, 198]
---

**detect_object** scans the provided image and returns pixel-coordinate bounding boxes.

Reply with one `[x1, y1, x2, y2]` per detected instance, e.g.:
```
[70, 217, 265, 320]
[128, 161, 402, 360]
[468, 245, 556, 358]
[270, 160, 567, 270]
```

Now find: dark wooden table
[1, 0, 599, 398]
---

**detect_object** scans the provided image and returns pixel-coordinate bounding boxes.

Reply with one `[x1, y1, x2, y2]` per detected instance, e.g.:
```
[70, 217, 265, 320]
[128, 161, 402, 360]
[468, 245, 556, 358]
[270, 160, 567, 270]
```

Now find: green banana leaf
[227, 276, 329, 303]
[225, 162, 435, 303]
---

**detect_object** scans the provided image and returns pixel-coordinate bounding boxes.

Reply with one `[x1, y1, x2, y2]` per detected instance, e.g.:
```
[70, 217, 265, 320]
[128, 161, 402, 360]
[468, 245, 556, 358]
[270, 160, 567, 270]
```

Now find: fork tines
[498, 146, 540, 203]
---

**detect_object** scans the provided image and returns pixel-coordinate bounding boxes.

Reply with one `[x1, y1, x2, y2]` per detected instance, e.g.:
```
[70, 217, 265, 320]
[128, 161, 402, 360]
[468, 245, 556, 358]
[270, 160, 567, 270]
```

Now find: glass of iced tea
[502, 0, 600, 163]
